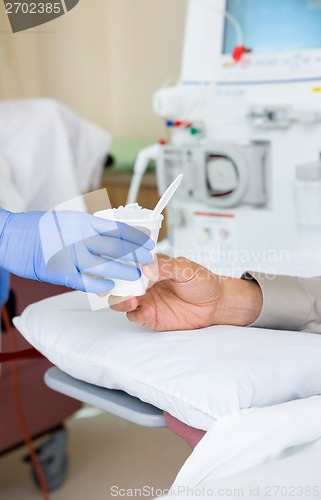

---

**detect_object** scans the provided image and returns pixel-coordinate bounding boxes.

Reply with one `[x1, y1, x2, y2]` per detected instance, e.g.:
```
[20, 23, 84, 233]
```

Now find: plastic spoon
[149, 174, 183, 219]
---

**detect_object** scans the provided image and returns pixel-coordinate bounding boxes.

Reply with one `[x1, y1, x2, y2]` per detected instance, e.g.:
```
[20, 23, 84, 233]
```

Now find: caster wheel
[24, 425, 69, 491]
[31, 453, 68, 491]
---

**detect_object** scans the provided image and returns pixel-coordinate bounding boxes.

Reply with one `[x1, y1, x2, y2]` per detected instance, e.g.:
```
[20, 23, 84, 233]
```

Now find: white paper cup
[94, 204, 163, 296]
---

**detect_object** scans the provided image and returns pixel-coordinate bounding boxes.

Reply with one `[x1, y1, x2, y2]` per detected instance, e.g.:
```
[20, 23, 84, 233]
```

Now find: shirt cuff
[241, 271, 312, 331]
[0, 209, 12, 234]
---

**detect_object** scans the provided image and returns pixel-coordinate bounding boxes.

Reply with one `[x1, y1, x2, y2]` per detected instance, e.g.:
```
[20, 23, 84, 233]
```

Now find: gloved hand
[0, 209, 153, 294]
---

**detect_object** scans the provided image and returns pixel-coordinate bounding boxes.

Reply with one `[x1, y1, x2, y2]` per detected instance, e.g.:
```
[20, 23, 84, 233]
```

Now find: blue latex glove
[0, 209, 154, 294]
[0, 267, 10, 307]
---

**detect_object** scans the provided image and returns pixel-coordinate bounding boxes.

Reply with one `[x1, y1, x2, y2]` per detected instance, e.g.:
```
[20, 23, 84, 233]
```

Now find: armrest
[44, 367, 166, 428]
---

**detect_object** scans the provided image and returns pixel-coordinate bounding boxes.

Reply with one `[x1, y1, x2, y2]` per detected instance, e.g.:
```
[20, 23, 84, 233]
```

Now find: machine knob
[206, 156, 238, 194]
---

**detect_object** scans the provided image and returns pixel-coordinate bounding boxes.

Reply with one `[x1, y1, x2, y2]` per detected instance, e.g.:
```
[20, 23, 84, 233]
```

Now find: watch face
[4, 0, 80, 33]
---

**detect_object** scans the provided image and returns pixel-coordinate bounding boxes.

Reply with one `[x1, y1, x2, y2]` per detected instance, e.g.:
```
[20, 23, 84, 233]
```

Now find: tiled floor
[0, 409, 191, 500]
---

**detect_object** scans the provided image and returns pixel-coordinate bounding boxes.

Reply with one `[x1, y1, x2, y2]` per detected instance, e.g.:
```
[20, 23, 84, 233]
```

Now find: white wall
[0, 3, 40, 99]
[105, 0, 187, 138]
[0, 0, 187, 139]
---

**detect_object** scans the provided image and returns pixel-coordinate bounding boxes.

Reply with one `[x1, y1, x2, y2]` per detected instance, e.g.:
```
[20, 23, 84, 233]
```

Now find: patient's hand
[109, 255, 262, 331]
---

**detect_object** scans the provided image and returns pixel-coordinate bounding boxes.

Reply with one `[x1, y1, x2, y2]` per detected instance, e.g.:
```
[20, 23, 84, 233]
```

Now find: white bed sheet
[158, 396, 321, 499]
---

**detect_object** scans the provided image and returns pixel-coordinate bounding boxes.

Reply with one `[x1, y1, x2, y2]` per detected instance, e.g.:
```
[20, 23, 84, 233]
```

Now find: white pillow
[14, 291, 321, 431]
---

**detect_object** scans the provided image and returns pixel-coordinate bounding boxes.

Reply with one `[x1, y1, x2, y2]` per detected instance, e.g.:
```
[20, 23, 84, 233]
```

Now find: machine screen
[223, 0, 321, 54]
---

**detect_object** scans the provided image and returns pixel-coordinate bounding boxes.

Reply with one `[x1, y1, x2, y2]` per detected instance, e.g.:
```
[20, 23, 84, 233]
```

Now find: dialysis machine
[130, 0, 321, 277]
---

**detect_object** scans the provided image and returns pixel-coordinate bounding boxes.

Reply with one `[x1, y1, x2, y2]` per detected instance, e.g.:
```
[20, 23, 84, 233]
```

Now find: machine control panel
[218, 49, 321, 83]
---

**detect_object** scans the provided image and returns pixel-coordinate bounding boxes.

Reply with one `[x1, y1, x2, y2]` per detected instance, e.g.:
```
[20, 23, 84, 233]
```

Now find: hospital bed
[13, 290, 321, 498]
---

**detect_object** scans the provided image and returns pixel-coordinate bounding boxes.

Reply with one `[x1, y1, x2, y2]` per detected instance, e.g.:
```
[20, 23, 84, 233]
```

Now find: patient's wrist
[216, 277, 263, 327]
